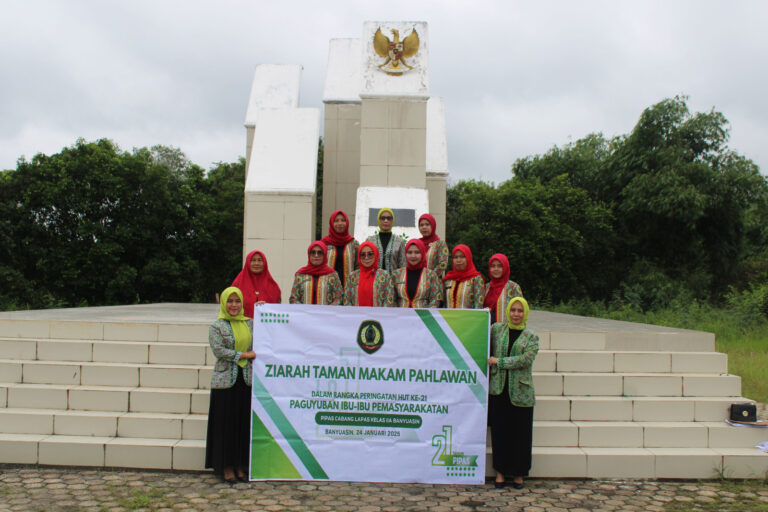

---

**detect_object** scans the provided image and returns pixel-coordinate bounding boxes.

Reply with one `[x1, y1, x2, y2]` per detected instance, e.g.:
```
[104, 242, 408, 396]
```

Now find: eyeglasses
[309, 250, 324, 256]
[360, 252, 375, 258]
[379, 216, 393, 221]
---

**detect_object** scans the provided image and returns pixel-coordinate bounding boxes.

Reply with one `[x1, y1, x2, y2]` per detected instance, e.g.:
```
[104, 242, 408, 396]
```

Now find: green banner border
[252, 374, 329, 480]
[414, 309, 487, 406]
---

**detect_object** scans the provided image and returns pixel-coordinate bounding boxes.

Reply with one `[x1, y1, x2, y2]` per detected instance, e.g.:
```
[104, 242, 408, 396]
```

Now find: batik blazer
[326, 239, 360, 285]
[488, 324, 539, 407]
[288, 272, 343, 305]
[209, 318, 254, 389]
[425, 239, 450, 279]
[343, 269, 395, 307]
[366, 233, 406, 272]
[485, 280, 524, 324]
[392, 267, 443, 308]
[443, 275, 486, 309]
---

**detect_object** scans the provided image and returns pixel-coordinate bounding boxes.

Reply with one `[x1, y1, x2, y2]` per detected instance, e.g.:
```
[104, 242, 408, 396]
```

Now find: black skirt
[488, 389, 534, 477]
[205, 366, 252, 474]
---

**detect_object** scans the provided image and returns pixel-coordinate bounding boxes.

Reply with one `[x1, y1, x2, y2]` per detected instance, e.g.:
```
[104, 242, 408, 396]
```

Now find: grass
[663, 477, 768, 511]
[112, 486, 168, 511]
[545, 299, 768, 403]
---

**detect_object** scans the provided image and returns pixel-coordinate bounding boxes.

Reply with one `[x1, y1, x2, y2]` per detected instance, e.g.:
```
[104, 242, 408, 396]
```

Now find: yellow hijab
[218, 287, 252, 367]
[505, 296, 530, 331]
[377, 208, 394, 233]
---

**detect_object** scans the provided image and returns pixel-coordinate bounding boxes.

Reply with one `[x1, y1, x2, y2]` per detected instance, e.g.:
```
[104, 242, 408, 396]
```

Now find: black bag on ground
[730, 403, 757, 423]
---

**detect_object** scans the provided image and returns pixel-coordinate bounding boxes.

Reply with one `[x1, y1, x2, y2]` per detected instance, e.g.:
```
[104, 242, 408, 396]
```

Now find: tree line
[446, 96, 768, 311]
[1, 96, 766, 312]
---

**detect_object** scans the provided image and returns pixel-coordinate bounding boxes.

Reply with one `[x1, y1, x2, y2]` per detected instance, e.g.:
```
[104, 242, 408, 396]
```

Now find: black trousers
[205, 367, 251, 474]
[488, 392, 534, 477]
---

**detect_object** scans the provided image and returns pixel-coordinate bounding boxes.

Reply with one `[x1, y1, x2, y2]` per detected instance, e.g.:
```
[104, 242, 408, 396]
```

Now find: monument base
[0, 304, 765, 478]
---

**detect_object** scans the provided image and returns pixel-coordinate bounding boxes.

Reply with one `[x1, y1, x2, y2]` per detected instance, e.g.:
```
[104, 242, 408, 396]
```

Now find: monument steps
[0, 305, 766, 479]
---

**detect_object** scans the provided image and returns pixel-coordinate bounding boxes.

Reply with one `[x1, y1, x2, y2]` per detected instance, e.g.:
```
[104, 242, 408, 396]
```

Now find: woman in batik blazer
[392, 239, 443, 308]
[289, 241, 343, 305]
[322, 210, 359, 287]
[418, 213, 450, 279]
[488, 296, 539, 490]
[366, 208, 406, 272]
[205, 287, 255, 483]
[442, 244, 485, 309]
[343, 241, 395, 307]
[483, 253, 524, 324]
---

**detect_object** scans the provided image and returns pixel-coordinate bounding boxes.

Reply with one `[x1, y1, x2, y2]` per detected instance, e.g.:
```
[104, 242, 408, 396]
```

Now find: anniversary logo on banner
[249, 304, 489, 484]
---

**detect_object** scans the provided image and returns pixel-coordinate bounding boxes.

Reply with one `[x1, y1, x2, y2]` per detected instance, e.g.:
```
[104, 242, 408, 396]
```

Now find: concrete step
[484, 446, 768, 479]
[0, 383, 209, 414]
[3, 432, 765, 477]
[0, 433, 205, 470]
[533, 395, 755, 422]
[528, 421, 768, 449]
[0, 318, 209, 344]
[538, 329, 715, 353]
[0, 337, 214, 365]
[533, 350, 727, 373]
[0, 408, 206, 439]
[0, 359, 212, 389]
[532, 372, 741, 397]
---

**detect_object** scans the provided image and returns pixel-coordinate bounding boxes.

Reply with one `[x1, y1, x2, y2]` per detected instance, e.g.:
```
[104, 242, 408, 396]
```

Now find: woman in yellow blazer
[488, 296, 539, 489]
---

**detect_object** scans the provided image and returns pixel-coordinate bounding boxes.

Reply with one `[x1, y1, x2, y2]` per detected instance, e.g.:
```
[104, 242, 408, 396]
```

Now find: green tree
[0, 138, 246, 310]
[446, 176, 613, 303]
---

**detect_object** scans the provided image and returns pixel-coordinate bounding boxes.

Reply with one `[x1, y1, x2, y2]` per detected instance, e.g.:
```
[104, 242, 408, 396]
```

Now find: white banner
[249, 304, 490, 484]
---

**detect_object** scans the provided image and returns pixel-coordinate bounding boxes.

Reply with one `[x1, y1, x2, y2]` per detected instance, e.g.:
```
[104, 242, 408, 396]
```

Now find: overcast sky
[2, 0, 766, 183]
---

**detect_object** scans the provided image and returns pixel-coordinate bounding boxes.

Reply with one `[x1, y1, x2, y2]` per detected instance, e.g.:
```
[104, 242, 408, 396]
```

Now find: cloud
[1, 0, 766, 178]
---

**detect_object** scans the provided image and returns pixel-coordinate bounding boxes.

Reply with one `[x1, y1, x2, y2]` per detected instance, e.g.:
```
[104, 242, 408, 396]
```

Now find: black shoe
[494, 480, 505, 489]
[511, 481, 524, 489]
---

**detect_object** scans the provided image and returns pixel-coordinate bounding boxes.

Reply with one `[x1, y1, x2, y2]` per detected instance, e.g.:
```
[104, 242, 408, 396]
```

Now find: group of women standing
[205, 208, 539, 489]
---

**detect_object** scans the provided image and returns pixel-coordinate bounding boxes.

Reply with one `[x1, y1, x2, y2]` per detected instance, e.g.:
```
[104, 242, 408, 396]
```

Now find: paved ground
[1, 466, 767, 512]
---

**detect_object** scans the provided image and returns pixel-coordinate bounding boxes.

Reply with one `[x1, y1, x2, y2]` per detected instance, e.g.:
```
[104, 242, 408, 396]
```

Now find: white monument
[243, 22, 448, 301]
[243, 64, 320, 298]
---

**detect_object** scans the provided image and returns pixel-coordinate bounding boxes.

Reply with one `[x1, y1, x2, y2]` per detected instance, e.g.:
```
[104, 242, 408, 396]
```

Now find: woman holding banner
[487, 296, 539, 489]
[392, 239, 443, 308]
[323, 210, 359, 287]
[442, 245, 485, 309]
[343, 241, 395, 307]
[230, 250, 282, 317]
[483, 253, 523, 324]
[205, 287, 255, 483]
[289, 241, 343, 305]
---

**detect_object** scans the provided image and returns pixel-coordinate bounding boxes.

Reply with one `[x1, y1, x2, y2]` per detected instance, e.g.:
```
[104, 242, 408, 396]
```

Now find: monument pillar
[243, 65, 320, 301]
[322, 22, 448, 241]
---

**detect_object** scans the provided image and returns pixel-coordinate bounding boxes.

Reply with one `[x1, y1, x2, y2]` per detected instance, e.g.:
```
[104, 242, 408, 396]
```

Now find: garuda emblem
[373, 27, 419, 75]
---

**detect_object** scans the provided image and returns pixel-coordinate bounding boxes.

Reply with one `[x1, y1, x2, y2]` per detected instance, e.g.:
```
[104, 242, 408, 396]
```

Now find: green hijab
[505, 296, 530, 331]
[377, 208, 394, 233]
[219, 286, 252, 367]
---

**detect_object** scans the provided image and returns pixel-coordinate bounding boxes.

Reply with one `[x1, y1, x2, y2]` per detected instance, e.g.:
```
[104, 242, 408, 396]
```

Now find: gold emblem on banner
[373, 27, 419, 75]
[357, 320, 384, 354]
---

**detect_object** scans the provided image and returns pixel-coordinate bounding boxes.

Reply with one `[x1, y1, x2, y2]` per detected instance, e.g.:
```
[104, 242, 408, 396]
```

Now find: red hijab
[405, 239, 428, 270]
[418, 213, 440, 245]
[443, 244, 483, 282]
[483, 253, 510, 309]
[231, 250, 281, 318]
[356, 241, 379, 307]
[296, 241, 336, 276]
[321, 210, 355, 247]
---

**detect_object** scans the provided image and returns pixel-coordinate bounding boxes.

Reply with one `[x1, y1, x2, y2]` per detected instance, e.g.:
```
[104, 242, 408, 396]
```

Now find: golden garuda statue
[373, 27, 419, 75]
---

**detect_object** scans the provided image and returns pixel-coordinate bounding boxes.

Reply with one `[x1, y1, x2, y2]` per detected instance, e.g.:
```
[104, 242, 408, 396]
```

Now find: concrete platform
[0, 303, 763, 478]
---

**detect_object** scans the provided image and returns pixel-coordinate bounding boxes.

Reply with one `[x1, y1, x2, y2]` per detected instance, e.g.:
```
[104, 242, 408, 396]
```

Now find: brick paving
[1, 466, 767, 512]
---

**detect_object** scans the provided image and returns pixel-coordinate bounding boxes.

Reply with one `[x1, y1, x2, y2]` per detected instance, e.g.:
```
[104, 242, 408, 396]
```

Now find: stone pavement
[2, 466, 768, 512]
